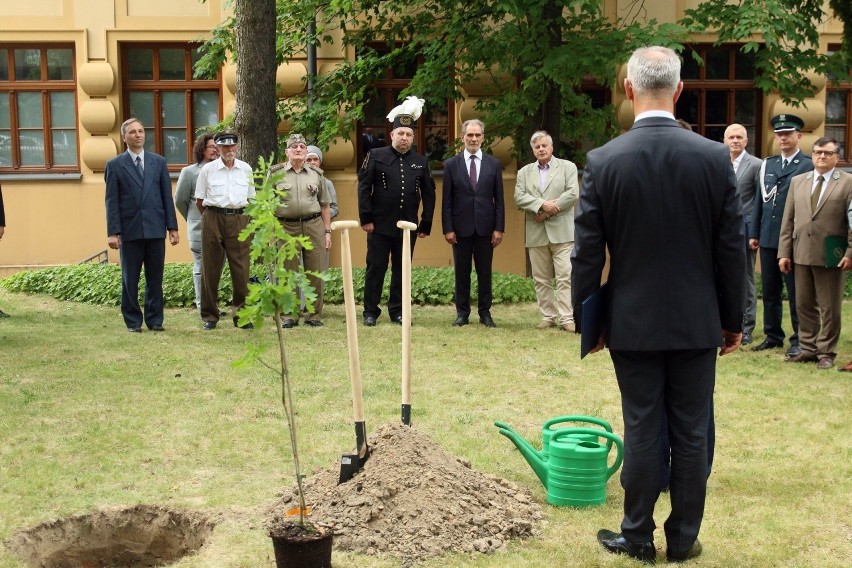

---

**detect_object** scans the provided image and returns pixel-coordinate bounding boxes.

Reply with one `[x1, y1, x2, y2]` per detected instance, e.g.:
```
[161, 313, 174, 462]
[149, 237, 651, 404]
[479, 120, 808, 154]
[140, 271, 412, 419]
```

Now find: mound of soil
[267, 423, 542, 566]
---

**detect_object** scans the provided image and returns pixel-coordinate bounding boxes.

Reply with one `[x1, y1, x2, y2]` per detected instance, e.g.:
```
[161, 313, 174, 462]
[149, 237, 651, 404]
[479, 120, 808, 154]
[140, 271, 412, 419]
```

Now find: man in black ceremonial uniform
[358, 96, 436, 326]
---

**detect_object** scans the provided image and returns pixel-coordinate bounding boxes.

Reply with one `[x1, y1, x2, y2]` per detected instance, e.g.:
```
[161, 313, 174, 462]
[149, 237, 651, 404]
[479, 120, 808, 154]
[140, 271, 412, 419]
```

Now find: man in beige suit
[514, 131, 579, 331]
[779, 137, 852, 369]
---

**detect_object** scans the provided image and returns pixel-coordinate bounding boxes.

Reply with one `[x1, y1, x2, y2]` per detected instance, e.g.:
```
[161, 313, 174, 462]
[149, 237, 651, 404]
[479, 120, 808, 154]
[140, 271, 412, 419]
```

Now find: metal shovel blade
[338, 421, 370, 484]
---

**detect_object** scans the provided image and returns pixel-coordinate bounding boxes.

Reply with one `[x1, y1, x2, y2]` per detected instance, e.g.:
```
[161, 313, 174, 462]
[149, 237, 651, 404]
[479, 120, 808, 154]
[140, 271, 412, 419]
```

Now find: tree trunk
[234, 0, 279, 168]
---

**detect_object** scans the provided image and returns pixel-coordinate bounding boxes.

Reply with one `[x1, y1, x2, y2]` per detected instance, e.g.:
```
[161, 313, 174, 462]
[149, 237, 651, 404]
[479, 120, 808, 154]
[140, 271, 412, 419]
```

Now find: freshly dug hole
[6, 504, 213, 568]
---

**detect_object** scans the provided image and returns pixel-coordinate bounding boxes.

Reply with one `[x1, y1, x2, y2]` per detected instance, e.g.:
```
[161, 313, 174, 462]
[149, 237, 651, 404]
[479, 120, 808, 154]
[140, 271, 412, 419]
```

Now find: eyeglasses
[813, 150, 837, 157]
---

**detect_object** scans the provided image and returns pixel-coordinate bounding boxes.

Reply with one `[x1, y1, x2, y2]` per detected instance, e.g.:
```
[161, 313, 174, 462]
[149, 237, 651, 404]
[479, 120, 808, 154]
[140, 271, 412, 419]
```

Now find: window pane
[17, 92, 44, 128]
[734, 49, 756, 80]
[675, 90, 699, 124]
[0, 49, 8, 80]
[705, 126, 725, 143]
[745, 126, 756, 156]
[0, 129, 10, 166]
[825, 126, 845, 159]
[162, 91, 186, 127]
[52, 129, 77, 165]
[705, 90, 728, 124]
[734, 90, 757, 124]
[128, 48, 154, 80]
[192, 90, 219, 128]
[424, 127, 448, 162]
[826, 90, 847, 123]
[47, 49, 73, 80]
[14, 49, 41, 80]
[20, 130, 44, 165]
[681, 49, 700, 80]
[705, 49, 730, 80]
[163, 128, 186, 163]
[128, 91, 155, 128]
[50, 91, 76, 127]
[160, 49, 186, 80]
[0, 94, 9, 128]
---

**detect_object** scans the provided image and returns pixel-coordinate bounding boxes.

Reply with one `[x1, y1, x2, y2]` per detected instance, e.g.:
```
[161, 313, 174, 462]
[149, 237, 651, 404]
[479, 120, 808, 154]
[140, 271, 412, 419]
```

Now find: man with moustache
[724, 123, 763, 345]
[442, 119, 505, 328]
[104, 118, 180, 332]
[358, 96, 436, 326]
[195, 132, 255, 330]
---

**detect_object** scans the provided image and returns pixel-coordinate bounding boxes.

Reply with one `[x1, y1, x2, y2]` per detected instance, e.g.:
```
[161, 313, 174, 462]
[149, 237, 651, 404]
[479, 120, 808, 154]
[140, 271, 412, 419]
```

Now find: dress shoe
[282, 319, 298, 329]
[479, 315, 497, 328]
[667, 539, 702, 563]
[303, 320, 324, 327]
[0, 309, 10, 318]
[127, 326, 142, 333]
[752, 339, 783, 351]
[148, 325, 165, 332]
[817, 356, 834, 370]
[233, 317, 254, 330]
[786, 345, 801, 357]
[452, 315, 470, 326]
[784, 352, 817, 363]
[597, 529, 656, 563]
[838, 360, 852, 372]
[391, 315, 403, 325]
[741, 332, 753, 345]
[536, 320, 556, 329]
[203, 321, 217, 330]
[363, 316, 377, 327]
[561, 322, 576, 332]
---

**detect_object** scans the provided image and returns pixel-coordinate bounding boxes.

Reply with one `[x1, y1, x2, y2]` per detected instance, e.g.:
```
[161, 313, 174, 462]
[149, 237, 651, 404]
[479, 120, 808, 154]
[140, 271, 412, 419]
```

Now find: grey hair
[627, 46, 681, 96]
[529, 131, 552, 148]
[461, 119, 485, 136]
[120, 117, 142, 136]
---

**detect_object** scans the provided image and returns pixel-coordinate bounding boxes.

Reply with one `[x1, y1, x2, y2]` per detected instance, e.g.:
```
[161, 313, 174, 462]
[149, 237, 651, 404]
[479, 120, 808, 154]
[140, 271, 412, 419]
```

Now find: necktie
[469, 155, 477, 190]
[811, 175, 823, 212]
[135, 155, 144, 179]
[782, 158, 789, 169]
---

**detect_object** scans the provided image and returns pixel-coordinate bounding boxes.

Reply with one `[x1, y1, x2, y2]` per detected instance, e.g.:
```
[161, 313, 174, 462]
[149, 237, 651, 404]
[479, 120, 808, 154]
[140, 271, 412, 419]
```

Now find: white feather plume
[386, 96, 425, 123]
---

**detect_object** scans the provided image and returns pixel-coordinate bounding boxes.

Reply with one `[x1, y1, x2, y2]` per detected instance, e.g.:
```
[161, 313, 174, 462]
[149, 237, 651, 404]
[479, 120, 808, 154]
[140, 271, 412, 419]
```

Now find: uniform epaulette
[269, 162, 287, 173]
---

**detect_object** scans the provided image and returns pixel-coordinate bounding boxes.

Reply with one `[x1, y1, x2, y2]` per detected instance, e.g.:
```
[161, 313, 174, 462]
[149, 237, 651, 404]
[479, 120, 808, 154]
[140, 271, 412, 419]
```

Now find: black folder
[580, 281, 609, 359]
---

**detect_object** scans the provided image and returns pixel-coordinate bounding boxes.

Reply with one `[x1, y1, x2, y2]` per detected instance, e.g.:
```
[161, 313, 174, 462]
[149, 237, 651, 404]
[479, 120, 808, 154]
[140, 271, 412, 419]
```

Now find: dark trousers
[452, 234, 493, 317]
[363, 231, 416, 320]
[759, 246, 798, 345]
[610, 348, 716, 551]
[119, 238, 166, 329]
[659, 399, 715, 490]
[200, 210, 250, 322]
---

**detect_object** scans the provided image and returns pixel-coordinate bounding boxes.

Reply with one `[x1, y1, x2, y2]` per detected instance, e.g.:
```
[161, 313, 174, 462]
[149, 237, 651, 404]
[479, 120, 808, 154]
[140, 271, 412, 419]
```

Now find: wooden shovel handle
[333, 221, 365, 422]
[397, 221, 413, 408]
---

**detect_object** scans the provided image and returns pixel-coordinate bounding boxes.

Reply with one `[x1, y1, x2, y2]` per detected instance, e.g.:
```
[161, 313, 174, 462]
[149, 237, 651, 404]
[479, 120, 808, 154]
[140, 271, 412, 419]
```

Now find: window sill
[0, 172, 83, 181]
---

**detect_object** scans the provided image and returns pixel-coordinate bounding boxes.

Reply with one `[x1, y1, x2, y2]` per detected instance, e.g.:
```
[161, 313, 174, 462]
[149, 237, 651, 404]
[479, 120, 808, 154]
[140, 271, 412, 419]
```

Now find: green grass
[0, 290, 850, 567]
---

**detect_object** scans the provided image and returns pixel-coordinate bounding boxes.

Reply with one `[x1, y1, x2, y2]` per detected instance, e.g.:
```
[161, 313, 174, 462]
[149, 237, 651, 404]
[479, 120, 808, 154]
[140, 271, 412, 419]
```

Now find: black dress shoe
[452, 315, 469, 326]
[303, 320, 324, 327]
[752, 339, 783, 351]
[741, 333, 753, 345]
[364, 316, 377, 327]
[148, 325, 165, 332]
[282, 319, 298, 329]
[233, 317, 254, 330]
[127, 326, 142, 333]
[0, 309, 10, 318]
[786, 345, 801, 357]
[391, 315, 403, 325]
[667, 539, 702, 563]
[203, 321, 217, 330]
[479, 315, 497, 328]
[597, 529, 656, 563]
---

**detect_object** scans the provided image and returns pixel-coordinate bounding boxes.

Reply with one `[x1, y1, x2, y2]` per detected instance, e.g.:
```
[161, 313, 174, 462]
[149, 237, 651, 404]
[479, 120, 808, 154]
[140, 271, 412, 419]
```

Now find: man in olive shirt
[270, 133, 332, 327]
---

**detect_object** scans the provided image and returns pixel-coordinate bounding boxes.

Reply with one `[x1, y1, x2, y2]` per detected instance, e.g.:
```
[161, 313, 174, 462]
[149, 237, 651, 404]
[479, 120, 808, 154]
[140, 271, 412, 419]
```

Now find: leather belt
[206, 206, 245, 215]
[279, 212, 321, 222]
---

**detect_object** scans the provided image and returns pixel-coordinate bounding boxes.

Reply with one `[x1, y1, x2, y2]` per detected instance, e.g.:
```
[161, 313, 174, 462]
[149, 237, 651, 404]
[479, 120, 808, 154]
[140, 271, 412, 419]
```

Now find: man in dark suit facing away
[442, 119, 505, 327]
[571, 46, 745, 564]
[105, 118, 179, 332]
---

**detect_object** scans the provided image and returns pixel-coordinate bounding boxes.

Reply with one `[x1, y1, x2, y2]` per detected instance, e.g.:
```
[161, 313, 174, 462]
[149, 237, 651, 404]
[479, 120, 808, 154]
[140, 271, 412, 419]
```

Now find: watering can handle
[543, 415, 613, 433]
[551, 428, 624, 480]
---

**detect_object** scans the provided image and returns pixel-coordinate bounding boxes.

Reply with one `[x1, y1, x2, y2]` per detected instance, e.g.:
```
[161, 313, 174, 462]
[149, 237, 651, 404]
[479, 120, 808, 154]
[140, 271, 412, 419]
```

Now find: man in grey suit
[514, 131, 579, 332]
[572, 46, 745, 564]
[105, 118, 180, 332]
[724, 123, 763, 345]
[442, 119, 505, 327]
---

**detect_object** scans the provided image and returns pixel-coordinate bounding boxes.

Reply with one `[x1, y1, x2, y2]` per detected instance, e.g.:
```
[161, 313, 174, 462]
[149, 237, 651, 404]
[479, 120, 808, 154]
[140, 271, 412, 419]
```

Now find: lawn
[0, 289, 850, 567]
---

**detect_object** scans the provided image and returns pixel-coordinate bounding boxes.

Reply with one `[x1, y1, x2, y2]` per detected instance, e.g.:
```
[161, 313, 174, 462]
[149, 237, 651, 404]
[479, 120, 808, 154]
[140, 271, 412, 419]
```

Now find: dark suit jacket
[749, 151, 813, 249]
[105, 151, 178, 241]
[571, 117, 745, 351]
[441, 153, 505, 238]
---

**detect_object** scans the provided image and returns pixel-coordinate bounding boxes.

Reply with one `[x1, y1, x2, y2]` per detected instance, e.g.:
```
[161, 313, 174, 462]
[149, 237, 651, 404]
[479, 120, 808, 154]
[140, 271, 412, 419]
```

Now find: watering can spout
[495, 424, 549, 488]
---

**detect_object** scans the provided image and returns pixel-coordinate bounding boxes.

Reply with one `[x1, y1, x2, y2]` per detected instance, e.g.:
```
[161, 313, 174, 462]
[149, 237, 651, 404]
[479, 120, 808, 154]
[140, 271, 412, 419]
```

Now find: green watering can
[496, 423, 624, 507]
[494, 415, 615, 461]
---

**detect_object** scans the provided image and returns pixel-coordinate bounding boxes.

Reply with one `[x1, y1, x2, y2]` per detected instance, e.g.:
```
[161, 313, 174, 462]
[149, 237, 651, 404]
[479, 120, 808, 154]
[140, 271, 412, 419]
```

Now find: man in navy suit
[105, 118, 179, 332]
[572, 46, 744, 563]
[442, 119, 505, 327]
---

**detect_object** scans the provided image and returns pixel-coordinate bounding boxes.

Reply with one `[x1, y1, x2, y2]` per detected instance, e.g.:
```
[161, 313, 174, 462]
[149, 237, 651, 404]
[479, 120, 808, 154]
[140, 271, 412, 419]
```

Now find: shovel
[332, 220, 370, 483]
[397, 220, 418, 426]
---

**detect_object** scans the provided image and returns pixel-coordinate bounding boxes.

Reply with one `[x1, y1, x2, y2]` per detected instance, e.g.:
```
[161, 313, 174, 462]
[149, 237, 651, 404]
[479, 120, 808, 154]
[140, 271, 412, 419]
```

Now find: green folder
[824, 235, 847, 267]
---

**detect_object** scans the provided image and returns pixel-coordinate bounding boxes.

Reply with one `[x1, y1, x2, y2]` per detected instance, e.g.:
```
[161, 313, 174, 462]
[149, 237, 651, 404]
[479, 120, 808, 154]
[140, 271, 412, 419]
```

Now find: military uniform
[357, 145, 436, 321]
[750, 146, 813, 349]
[270, 160, 331, 324]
